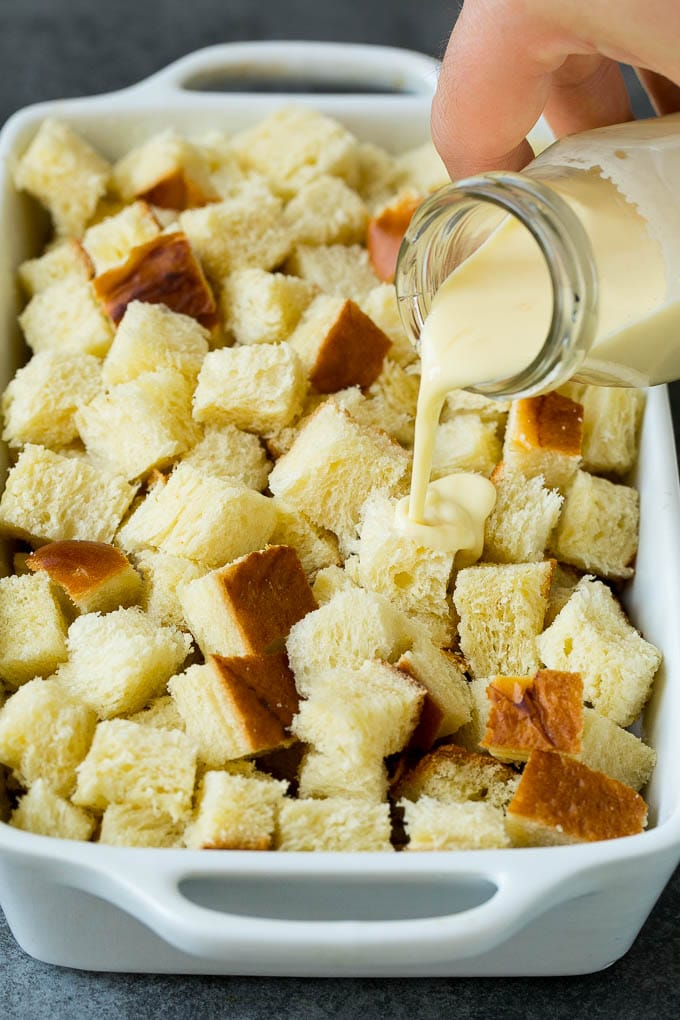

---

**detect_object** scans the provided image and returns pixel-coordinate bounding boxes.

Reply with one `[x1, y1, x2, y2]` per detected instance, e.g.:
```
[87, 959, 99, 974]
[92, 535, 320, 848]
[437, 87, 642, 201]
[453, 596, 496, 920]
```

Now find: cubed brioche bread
[394, 743, 520, 810]
[0, 572, 68, 687]
[56, 607, 191, 719]
[83, 201, 161, 273]
[180, 424, 271, 491]
[193, 343, 307, 434]
[168, 653, 298, 766]
[18, 239, 93, 297]
[442, 390, 511, 424]
[506, 750, 647, 846]
[482, 467, 563, 564]
[11, 779, 96, 841]
[537, 577, 661, 727]
[355, 141, 402, 211]
[221, 268, 317, 345]
[288, 295, 391, 392]
[580, 386, 645, 476]
[286, 243, 380, 301]
[581, 708, 655, 791]
[297, 748, 389, 803]
[117, 463, 276, 569]
[112, 128, 218, 209]
[503, 392, 583, 491]
[99, 803, 186, 848]
[544, 562, 582, 627]
[0, 678, 97, 796]
[183, 770, 288, 850]
[134, 550, 207, 629]
[311, 564, 357, 605]
[482, 670, 583, 763]
[366, 194, 420, 282]
[366, 359, 420, 442]
[20, 279, 114, 358]
[431, 417, 502, 479]
[396, 141, 451, 194]
[549, 470, 639, 580]
[128, 694, 185, 732]
[102, 300, 210, 385]
[14, 119, 110, 236]
[454, 561, 554, 678]
[277, 798, 392, 851]
[73, 718, 196, 821]
[2, 351, 102, 449]
[454, 677, 492, 753]
[27, 540, 142, 614]
[269, 500, 340, 579]
[284, 174, 367, 245]
[359, 283, 418, 368]
[401, 797, 510, 851]
[396, 640, 472, 742]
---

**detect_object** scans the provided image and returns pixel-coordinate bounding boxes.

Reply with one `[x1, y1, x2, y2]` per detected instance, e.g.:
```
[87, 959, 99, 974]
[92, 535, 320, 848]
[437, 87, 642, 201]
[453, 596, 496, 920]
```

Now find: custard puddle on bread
[0, 111, 661, 850]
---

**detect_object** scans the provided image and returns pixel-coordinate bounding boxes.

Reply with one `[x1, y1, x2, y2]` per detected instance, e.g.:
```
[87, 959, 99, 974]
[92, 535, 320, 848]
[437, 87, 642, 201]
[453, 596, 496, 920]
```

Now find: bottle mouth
[395, 172, 599, 399]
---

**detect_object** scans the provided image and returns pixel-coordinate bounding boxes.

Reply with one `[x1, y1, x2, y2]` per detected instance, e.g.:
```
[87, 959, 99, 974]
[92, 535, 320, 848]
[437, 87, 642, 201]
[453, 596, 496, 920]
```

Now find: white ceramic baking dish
[0, 41, 678, 978]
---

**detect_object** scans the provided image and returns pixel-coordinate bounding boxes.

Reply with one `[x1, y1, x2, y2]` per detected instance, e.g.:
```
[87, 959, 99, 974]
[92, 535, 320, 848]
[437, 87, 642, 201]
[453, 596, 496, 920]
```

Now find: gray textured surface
[0, 0, 679, 1013]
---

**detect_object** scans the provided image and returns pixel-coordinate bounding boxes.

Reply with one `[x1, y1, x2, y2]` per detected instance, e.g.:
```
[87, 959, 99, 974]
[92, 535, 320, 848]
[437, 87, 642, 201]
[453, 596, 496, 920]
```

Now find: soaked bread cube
[11, 779, 95, 841]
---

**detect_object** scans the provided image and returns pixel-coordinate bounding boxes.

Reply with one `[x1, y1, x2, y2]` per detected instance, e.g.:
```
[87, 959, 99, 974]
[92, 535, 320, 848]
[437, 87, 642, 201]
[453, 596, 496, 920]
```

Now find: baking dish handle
[124, 41, 439, 99]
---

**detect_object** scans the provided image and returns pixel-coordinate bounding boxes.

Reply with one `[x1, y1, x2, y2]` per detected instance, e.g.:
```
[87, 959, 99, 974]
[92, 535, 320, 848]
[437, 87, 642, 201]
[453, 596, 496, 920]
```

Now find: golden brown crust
[394, 742, 517, 801]
[508, 750, 647, 841]
[207, 655, 292, 755]
[396, 655, 444, 751]
[26, 540, 131, 598]
[138, 170, 216, 211]
[511, 392, 584, 457]
[213, 651, 299, 728]
[482, 669, 583, 760]
[366, 196, 421, 283]
[93, 232, 217, 328]
[201, 836, 271, 851]
[309, 299, 392, 393]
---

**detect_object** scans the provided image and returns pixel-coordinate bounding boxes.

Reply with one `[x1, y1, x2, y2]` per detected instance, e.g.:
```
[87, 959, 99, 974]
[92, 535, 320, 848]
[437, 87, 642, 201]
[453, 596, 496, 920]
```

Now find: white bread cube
[483, 468, 563, 564]
[285, 243, 380, 301]
[117, 463, 276, 569]
[550, 471, 639, 580]
[99, 803, 185, 848]
[396, 142, 451, 194]
[14, 119, 110, 236]
[135, 550, 207, 630]
[26, 540, 142, 615]
[11, 779, 95, 841]
[18, 239, 93, 297]
[580, 386, 645, 476]
[183, 770, 287, 850]
[228, 107, 360, 198]
[431, 417, 502, 479]
[545, 562, 582, 627]
[537, 577, 661, 727]
[395, 743, 519, 811]
[19, 279, 114, 357]
[401, 797, 509, 851]
[360, 283, 418, 367]
[76, 368, 199, 480]
[56, 607, 191, 718]
[128, 694, 186, 732]
[365, 359, 420, 446]
[268, 401, 409, 548]
[0, 573, 68, 686]
[277, 798, 392, 851]
[454, 561, 554, 678]
[179, 186, 291, 280]
[454, 677, 492, 753]
[311, 564, 357, 605]
[73, 718, 196, 820]
[396, 639, 472, 742]
[581, 708, 655, 791]
[193, 344, 306, 434]
[442, 390, 511, 425]
[221, 268, 317, 345]
[270, 500, 340, 579]
[103, 300, 210, 385]
[2, 351, 102, 449]
[112, 128, 218, 208]
[181, 424, 271, 491]
[283, 175, 367, 245]
[286, 587, 412, 697]
[0, 678, 96, 795]
[355, 141, 402, 210]
[503, 392, 583, 492]
[83, 201, 161, 273]
[297, 748, 388, 802]
[0, 445, 137, 546]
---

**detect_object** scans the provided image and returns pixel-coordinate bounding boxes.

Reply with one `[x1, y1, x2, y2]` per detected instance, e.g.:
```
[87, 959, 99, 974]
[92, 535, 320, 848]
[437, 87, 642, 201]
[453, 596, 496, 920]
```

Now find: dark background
[0, 1, 678, 1016]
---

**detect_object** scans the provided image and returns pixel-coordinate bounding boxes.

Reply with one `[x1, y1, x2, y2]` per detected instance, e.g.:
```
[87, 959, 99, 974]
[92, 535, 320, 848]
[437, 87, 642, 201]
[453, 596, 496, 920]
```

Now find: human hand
[432, 0, 680, 179]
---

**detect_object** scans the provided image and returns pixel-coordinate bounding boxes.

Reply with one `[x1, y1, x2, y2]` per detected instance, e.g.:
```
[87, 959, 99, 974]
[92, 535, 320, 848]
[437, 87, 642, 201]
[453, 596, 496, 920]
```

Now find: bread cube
[483, 467, 563, 564]
[503, 392, 583, 491]
[286, 587, 412, 697]
[582, 707, 655, 792]
[83, 201, 161, 273]
[11, 779, 96, 841]
[27, 540, 141, 614]
[360, 283, 418, 367]
[99, 803, 185, 848]
[277, 798, 392, 851]
[2, 351, 102, 450]
[311, 564, 357, 605]
[482, 670, 583, 762]
[228, 107, 360, 198]
[14, 119, 110, 236]
[103, 300, 210, 385]
[288, 295, 391, 393]
[92, 232, 217, 328]
[297, 748, 388, 803]
[268, 401, 409, 548]
[168, 653, 298, 765]
[56, 607, 191, 718]
[285, 243, 380, 301]
[506, 750, 647, 845]
[454, 677, 492, 753]
[579, 386, 645, 476]
[20, 279, 114, 357]
[401, 797, 510, 851]
[193, 344, 306, 434]
[113, 128, 218, 209]
[18, 239, 93, 297]
[269, 500, 340, 578]
[181, 424, 271, 491]
[454, 561, 554, 678]
[179, 186, 291, 280]
[366, 194, 420, 282]
[180, 545, 316, 659]
[76, 368, 199, 480]
[355, 141, 402, 210]
[183, 770, 287, 850]
[117, 463, 276, 569]
[134, 550, 206, 630]
[0, 445, 137, 546]
[442, 390, 511, 425]
[544, 562, 582, 627]
[537, 577, 661, 727]
[431, 417, 502, 479]
[0, 573, 68, 686]
[550, 470, 639, 580]
[128, 694, 186, 732]
[365, 358, 420, 446]
[396, 141, 451, 194]
[221, 268, 317, 345]
[396, 639, 472, 743]
[73, 719, 196, 820]
[284, 175, 367, 245]
[394, 743, 519, 811]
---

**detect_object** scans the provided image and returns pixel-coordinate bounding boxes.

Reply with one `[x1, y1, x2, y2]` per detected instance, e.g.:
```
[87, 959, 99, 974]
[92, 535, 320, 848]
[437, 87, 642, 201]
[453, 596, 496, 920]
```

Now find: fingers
[635, 68, 680, 114]
[544, 55, 633, 136]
